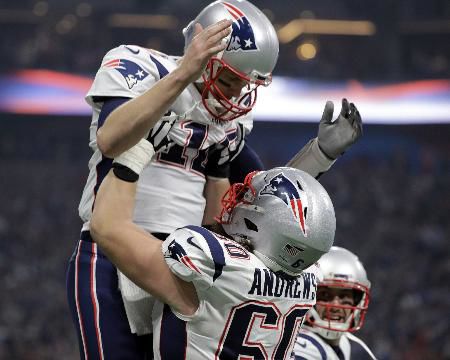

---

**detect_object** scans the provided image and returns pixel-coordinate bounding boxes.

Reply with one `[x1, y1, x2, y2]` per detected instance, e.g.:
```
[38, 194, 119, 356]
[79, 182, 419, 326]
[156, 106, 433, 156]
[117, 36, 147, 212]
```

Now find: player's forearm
[90, 171, 162, 286]
[91, 171, 199, 315]
[91, 170, 137, 244]
[286, 138, 336, 179]
[97, 67, 191, 158]
[202, 177, 230, 225]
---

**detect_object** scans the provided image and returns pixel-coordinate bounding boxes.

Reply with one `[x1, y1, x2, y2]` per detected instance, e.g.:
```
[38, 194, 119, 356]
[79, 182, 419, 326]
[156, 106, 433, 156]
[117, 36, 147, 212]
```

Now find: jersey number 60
[216, 301, 309, 359]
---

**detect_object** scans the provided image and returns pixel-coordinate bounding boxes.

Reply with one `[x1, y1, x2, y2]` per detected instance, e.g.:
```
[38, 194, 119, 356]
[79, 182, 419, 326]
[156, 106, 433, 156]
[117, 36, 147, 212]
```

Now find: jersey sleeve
[162, 226, 227, 291]
[86, 45, 160, 104]
[229, 142, 264, 184]
[292, 331, 327, 359]
[347, 333, 378, 359]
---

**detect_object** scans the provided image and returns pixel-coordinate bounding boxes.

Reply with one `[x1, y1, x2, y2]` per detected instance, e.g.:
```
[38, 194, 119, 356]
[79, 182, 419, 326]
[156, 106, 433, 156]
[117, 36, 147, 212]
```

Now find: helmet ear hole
[244, 218, 258, 232]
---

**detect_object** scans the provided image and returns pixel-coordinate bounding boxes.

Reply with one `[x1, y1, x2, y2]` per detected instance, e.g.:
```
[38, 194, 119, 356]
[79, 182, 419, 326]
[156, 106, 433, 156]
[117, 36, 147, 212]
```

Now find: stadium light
[278, 19, 376, 43]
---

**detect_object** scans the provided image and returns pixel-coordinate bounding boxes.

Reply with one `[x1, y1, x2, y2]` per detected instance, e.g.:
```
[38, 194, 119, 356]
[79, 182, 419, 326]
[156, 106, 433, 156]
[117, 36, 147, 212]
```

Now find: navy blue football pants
[66, 231, 158, 360]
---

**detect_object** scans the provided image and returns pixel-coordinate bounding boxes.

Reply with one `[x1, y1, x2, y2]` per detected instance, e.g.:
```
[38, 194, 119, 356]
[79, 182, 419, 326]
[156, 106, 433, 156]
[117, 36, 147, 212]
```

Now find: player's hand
[146, 111, 177, 153]
[317, 98, 363, 159]
[212, 122, 246, 166]
[179, 19, 232, 83]
[205, 143, 231, 178]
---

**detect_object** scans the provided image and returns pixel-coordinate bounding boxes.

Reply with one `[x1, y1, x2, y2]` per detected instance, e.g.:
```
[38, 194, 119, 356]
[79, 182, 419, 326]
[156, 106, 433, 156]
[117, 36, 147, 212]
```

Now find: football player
[292, 246, 377, 359]
[90, 134, 337, 358]
[66, 0, 362, 358]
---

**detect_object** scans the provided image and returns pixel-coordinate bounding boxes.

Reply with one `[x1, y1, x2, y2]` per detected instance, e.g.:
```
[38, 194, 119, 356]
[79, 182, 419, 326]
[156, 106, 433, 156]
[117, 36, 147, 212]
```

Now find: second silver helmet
[219, 167, 336, 276]
[306, 246, 371, 339]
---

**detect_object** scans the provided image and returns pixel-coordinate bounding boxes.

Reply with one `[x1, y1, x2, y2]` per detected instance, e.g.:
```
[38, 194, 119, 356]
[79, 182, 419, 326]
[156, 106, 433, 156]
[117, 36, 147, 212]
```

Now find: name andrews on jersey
[248, 268, 317, 301]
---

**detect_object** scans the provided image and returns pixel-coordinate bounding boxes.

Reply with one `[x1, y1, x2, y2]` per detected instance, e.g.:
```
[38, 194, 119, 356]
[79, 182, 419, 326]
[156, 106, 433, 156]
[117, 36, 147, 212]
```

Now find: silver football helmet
[219, 167, 336, 276]
[183, 0, 279, 121]
[306, 246, 371, 340]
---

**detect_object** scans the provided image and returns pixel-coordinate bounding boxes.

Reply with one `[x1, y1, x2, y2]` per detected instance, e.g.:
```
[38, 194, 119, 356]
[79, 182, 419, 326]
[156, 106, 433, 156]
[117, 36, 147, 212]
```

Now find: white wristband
[113, 138, 155, 176]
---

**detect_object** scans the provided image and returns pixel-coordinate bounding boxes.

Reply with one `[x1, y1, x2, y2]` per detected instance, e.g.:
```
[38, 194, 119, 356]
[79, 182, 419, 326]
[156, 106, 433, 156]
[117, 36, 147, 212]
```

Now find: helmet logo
[223, 2, 258, 52]
[260, 173, 307, 235]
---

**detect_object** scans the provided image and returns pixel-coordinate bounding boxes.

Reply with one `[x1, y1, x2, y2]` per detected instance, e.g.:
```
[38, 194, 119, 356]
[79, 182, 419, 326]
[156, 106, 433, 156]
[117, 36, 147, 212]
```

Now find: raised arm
[90, 140, 199, 316]
[97, 20, 232, 157]
[287, 98, 363, 178]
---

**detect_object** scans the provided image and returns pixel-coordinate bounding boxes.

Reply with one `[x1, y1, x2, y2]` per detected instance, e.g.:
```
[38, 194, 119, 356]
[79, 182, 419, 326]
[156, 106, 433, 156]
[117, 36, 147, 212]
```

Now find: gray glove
[318, 98, 363, 159]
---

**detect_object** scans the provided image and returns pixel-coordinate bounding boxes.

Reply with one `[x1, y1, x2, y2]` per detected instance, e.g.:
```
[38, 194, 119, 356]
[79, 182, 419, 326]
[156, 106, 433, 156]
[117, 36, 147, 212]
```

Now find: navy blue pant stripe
[66, 234, 153, 359]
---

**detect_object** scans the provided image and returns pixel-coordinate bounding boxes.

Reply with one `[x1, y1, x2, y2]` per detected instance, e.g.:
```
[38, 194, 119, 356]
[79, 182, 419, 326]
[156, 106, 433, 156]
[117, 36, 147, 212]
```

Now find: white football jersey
[291, 328, 377, 360]
[152, 225, 319, 359]
[78, 45, 253, 233]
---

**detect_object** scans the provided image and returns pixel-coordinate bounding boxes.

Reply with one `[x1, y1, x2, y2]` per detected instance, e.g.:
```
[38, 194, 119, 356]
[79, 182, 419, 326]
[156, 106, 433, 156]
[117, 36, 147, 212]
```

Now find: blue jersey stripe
[97, 97, 130, 129]
[185, 225, 226, 281]
[149, 54, 169, 79]
[299, 334, 327, 360]
[92, 156, 113, 201]
[331, 344, 345, 360]
[92, 97, 129, 204]
[160, 304, 186, 359]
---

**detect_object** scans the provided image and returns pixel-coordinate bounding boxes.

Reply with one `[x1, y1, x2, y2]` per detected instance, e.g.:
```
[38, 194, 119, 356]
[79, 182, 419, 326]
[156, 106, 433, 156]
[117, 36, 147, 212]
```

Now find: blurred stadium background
[0, 0, 449, 359]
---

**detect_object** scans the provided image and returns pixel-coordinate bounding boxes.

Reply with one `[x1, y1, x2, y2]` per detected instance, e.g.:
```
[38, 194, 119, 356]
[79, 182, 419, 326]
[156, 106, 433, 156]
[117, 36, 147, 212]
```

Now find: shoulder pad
[162, 226, 227, 290]
[86, 45, 173, 102]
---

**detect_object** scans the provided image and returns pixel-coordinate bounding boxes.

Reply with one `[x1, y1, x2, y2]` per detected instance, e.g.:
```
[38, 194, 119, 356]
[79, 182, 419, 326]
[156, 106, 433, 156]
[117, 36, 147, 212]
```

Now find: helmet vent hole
[296, 180, 304, 191]
[244, 218, 258, 232]
[304, 207, 307, 219]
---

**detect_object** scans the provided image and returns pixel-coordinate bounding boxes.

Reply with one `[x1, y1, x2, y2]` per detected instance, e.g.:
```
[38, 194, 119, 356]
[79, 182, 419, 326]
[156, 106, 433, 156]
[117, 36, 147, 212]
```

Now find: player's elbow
[90, 208, 111, 247]
[97, 128, 119, 158]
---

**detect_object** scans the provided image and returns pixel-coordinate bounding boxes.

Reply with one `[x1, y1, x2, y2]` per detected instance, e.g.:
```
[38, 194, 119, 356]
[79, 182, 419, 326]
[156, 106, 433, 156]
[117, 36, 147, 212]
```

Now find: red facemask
[201, 57, 270, 122]
[217, 170, 259, 224]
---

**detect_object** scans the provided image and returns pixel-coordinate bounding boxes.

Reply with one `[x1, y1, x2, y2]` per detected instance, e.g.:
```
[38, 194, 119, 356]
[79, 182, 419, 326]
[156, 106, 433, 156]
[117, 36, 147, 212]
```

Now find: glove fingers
[350, 103, 363, 137]
[340, 98, 350, 118]
[147, 113, 177, 152]
[349, 103, 357, 125]
[354, 110, 363, 137]
[320, 101, 334, 124]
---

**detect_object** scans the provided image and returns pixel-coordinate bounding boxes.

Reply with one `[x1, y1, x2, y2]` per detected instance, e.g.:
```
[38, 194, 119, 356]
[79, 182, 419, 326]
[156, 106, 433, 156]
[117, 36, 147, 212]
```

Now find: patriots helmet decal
[223, 2, 258, 52]
[103, 58, 149, 89]
[260, 173, 307, 235]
